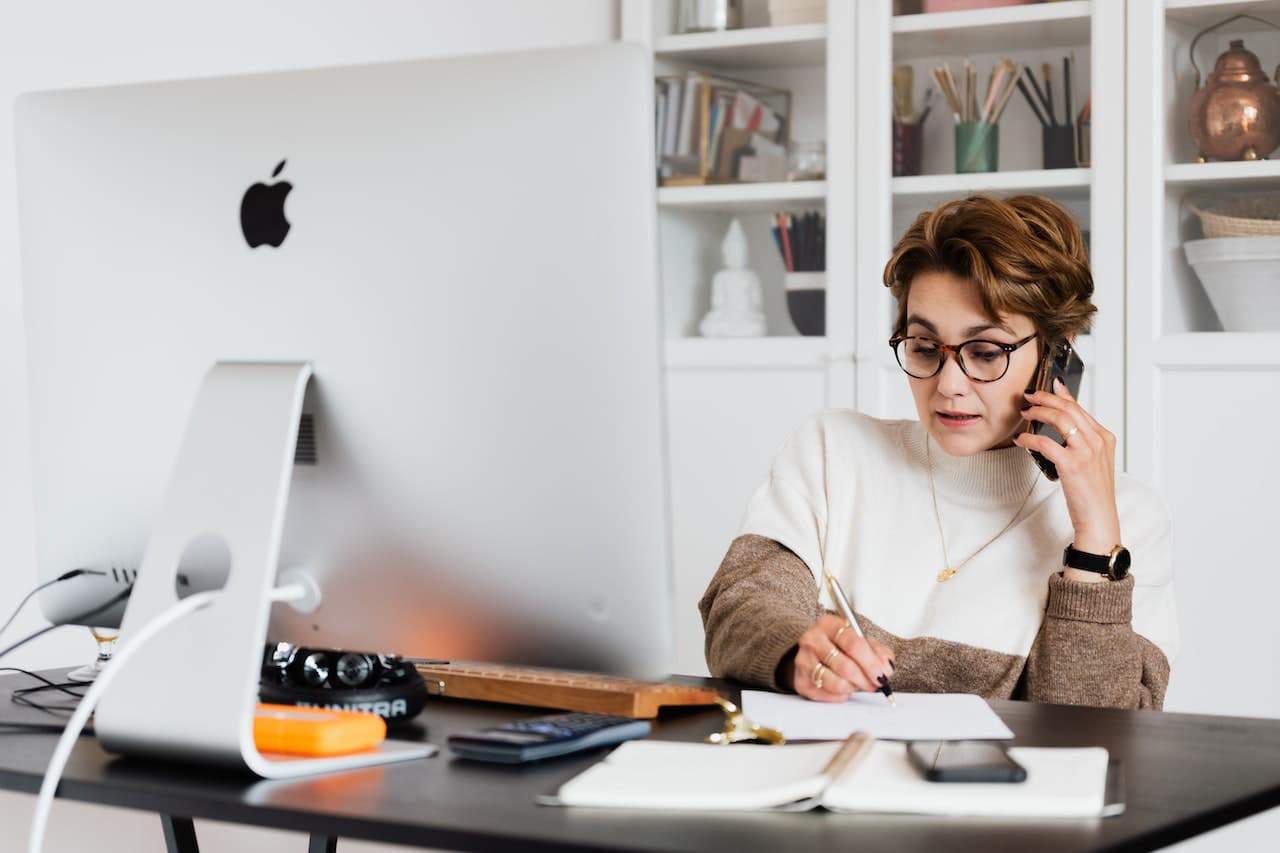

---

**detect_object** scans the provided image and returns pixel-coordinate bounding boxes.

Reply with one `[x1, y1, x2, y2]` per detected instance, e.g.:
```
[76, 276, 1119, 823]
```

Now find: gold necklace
[926, 431, 1040, 582]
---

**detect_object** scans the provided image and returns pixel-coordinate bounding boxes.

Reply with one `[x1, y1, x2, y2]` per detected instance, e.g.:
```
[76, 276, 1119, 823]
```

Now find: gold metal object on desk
[1188, 14, 1280, 162]
[706, 695, 785, 745]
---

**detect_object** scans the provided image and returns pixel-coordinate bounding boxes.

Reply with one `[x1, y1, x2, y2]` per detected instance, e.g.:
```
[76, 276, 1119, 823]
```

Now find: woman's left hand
[1013, 377, 1122, 574]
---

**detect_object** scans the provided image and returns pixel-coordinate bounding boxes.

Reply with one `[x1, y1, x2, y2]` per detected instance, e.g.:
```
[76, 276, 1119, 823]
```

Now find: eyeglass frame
[887, 332, 1038, 383]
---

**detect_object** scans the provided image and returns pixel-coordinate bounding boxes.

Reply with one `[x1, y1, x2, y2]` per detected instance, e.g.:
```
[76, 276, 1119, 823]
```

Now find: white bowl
[1184, 237, 1280, 332]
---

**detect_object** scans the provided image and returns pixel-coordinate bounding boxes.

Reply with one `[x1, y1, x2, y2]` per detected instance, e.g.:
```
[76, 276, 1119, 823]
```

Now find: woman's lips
[937, 412, 981, 427]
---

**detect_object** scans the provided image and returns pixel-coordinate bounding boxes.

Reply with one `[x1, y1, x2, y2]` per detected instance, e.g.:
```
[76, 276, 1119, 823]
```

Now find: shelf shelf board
[654, 24, 826, 69]
[1166, 0, 1280, 31]
[1154, 332, 1280, 368]
[1166, 159, 1280, 187]
[664, 336, 831, 369]
[892, 167, 1091, 203]
[658, 180, 825, 212]
[893, 0, 1091, 60]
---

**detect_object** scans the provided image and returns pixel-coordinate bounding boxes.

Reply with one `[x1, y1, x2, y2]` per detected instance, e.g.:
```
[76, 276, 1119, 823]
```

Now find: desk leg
[308, 835, 337, 853]
[160, 815, 199, 853]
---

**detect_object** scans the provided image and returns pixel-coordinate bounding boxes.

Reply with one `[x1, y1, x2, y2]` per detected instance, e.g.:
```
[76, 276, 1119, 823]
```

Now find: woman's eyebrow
[906, 314, 1014, 337]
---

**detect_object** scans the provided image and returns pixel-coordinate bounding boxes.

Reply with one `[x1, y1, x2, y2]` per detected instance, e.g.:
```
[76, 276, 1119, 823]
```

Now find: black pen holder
[1042, 124, 1076, 169]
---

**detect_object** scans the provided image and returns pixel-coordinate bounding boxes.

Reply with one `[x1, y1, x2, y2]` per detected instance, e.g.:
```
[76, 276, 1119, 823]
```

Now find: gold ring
[834, 624, 849, 644]
[1064, 426, 1080, 441]
[811, 661, 826, 689]
[822, 647, 840, 668]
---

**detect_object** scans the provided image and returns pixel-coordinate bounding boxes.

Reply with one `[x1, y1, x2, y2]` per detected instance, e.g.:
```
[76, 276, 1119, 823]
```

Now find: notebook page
[741, 691, 1015, 741]
[554, 740, 840, 810]
[823, 742, 1109, 818]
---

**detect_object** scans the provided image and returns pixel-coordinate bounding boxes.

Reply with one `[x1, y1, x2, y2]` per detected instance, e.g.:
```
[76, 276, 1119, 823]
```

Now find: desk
[2, 670, 1279, 852]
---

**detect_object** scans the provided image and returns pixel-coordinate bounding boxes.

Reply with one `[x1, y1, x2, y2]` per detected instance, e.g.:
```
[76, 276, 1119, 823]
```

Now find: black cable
[0, 569, 106, 639]
[0, 667, 86, 699]
[0, 585, 132, 664]
[1, 668, 86, 722]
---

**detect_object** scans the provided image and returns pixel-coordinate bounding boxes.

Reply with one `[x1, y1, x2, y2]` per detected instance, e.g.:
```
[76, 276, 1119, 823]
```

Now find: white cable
[27, 590, 217, 853]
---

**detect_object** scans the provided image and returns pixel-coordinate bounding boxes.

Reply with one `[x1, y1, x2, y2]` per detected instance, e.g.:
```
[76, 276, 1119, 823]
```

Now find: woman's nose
[936, 349, 971, 394]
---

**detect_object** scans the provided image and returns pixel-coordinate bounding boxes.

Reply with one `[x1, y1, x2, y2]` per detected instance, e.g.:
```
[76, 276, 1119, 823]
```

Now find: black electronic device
[1023, 337, 1085, 482]
[906, 740, 1027, 783]
[447, 711, 652, 764]
[259, 643, 429, 725]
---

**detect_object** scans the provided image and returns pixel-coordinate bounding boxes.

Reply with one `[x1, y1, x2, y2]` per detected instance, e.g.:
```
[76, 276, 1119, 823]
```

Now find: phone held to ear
[906, 740, 1027, 783]
[1023, 339, 1085, 482]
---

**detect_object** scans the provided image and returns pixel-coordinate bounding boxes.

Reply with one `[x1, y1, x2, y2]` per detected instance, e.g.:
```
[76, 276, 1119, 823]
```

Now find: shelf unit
[857, 0, 1124, 447]
[625, 0, 1129, 678]
[1127, 0, 1280, 491]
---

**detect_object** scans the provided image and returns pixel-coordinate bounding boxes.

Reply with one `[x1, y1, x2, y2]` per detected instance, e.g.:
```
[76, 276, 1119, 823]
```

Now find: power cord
[0, 668, 88, 727]
[0, 585, 133, 663]
[27, 589, 218, 853]
[0, 570, 106, 639]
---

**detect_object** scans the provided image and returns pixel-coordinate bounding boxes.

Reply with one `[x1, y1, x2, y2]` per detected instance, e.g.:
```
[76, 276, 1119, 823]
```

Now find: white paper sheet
[740, 691, 1014, 741]
[824, 743, 1110, 817]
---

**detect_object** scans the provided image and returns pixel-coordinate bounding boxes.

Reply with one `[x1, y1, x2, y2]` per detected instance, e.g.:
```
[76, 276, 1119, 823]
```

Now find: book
[545, 736, 1121, 818]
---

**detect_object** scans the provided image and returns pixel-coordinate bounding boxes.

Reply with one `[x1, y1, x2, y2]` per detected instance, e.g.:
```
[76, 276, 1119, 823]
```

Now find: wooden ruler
[414, 661, 721, 718]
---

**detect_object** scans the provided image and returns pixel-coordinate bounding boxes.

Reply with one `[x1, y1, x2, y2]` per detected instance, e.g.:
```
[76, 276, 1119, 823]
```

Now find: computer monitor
[15, 43, 673, 677]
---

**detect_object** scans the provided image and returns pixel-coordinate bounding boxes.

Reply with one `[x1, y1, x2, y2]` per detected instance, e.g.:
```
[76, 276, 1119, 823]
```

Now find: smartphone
[1023, 338, 1085, 482]
[906, 740, 1027, 783]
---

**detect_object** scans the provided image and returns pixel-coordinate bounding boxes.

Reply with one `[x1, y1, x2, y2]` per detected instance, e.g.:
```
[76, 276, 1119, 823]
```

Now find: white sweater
[736, 409, 1179, 666]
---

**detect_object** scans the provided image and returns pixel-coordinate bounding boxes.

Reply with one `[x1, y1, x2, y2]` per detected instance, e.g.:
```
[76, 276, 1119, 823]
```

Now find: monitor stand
[93, 362, 433, 777]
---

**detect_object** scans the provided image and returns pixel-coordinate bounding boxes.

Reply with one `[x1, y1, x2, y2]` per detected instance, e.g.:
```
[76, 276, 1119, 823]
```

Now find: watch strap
[1062, 543, 1129, 579]
[1062, 543, 1111, 573]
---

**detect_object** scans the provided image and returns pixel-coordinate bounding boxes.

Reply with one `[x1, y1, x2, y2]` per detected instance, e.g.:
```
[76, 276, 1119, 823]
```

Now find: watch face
[1112, 547, 1132, 577]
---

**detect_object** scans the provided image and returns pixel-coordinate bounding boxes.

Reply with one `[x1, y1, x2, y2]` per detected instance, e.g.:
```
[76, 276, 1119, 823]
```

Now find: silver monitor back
[15, 43, 673, 676]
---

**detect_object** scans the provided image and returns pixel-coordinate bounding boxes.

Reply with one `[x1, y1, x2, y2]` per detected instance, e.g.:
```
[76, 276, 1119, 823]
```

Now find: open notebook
[544, 736, 1122, 818]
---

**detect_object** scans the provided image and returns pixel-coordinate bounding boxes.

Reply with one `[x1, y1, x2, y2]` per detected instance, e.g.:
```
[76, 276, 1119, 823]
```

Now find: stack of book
[655, 71, 790, 186]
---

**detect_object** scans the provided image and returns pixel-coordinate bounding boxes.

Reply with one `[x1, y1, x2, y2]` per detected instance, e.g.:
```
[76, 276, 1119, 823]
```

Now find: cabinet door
[664, 367, 828, 675]
[1158, 368, 1280, 720]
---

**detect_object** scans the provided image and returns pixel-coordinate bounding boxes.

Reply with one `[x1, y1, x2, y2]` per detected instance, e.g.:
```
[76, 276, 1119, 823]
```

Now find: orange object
[253, 703, 386, 757]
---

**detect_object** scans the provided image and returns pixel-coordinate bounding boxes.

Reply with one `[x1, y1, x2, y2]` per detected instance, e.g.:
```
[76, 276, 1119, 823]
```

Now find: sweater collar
[903, 419, 1043, 507]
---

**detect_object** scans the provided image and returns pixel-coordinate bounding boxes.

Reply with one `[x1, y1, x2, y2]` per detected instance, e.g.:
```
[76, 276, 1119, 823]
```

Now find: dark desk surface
[2, 670, 1280, 852]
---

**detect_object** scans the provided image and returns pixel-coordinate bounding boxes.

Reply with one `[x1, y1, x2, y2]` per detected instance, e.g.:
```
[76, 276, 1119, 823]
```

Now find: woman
[698, 194, 1177, 710]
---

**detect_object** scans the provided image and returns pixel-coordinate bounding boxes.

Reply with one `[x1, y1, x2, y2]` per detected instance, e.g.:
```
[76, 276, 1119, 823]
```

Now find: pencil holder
[785, 271, 825, 336]
[893, 119, 923, 177]
[1042, 124, 1076, 169]
[954, 121, 998, 174]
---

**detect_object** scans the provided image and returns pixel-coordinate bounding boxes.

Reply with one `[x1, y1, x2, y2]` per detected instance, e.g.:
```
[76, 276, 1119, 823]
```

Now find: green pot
[955, 121, 999, 174]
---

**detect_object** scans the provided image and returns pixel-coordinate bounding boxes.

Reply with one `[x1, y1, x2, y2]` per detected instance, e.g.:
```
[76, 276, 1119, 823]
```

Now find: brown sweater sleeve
[1022, 573, 1171, 709]
[698, 534, 820, 690]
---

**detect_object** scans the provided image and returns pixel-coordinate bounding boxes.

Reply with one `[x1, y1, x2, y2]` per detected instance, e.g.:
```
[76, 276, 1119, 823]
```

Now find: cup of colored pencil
[932, 58, 1021, 174]
[1015, 53, 1088, 169]
[772, 210, 825, 336]
[892, 65, 934, 177]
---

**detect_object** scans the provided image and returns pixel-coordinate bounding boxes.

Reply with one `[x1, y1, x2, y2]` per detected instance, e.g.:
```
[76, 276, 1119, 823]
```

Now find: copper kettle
[1188, 15, 1280, 162]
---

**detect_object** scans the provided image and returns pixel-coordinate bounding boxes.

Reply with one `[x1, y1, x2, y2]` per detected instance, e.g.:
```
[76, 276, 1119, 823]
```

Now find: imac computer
[15, 43, 672, 773]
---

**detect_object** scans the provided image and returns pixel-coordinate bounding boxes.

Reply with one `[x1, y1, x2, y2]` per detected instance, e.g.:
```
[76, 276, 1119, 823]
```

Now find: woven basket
[1187, 194, 1280, 238]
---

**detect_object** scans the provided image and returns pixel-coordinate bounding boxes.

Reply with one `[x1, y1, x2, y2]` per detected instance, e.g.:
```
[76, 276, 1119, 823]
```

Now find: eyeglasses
[888, 333, 1037, 383]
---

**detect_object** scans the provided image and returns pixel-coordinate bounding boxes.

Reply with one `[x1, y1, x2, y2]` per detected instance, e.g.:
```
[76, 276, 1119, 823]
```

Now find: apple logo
[239, 159, 292, 248]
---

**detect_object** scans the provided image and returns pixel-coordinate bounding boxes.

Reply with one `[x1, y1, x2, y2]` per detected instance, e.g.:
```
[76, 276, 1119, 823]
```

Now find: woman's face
[903, 270, 1045, 456]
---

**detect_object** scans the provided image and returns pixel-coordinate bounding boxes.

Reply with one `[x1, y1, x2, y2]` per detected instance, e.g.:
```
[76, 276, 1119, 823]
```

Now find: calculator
[447, 712, 652, 763]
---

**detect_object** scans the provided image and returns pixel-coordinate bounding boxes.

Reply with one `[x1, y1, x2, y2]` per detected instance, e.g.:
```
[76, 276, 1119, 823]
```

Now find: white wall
[0, 2, 615, 850]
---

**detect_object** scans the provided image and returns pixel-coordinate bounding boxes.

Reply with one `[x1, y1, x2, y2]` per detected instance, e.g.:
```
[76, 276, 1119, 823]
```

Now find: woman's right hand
[790, 613, 896, 702]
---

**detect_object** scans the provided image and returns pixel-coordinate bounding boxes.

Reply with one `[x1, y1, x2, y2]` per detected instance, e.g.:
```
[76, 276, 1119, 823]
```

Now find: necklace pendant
[936, 567, 957, 583]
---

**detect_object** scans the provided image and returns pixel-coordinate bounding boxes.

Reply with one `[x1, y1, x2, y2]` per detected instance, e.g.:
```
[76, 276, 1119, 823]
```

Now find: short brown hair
[882, 194, 1095, 346]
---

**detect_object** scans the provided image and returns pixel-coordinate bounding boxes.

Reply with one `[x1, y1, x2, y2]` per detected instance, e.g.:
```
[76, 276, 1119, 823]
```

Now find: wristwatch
[1062, 543, 1131, 580]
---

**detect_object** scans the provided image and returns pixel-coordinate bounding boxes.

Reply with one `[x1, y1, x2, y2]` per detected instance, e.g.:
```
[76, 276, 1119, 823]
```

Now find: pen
[823, 571, 895, 705]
